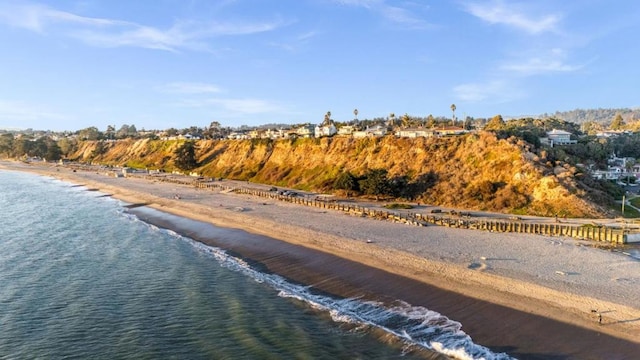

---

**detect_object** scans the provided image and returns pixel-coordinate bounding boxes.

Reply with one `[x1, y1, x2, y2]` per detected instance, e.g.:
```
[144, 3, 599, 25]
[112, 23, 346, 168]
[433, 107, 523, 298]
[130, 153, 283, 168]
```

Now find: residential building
[315, 123, 337, 137]
[296, 124, 315, 138]
[353, 125, 387, 138]
[395, 128, 436, 138]
[541, 129, 577, 146]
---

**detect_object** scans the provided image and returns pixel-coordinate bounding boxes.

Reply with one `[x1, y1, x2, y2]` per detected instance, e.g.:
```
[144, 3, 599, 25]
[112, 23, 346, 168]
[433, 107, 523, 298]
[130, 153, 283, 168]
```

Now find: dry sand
[2, 161, 639, 346]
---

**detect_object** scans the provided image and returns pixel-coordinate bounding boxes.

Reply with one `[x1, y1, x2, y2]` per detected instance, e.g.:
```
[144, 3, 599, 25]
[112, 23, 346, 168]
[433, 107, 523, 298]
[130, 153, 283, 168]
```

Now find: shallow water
[0, 170, 512, 359]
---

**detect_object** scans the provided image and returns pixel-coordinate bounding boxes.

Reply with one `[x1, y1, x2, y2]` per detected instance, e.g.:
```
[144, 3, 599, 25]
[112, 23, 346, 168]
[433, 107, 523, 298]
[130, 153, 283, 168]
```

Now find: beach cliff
[70, 132, 612, 218]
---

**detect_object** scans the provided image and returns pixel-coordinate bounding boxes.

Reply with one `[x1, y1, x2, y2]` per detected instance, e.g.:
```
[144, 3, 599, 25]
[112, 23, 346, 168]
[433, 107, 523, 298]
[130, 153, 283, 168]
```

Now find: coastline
[2, 161, 639, 356]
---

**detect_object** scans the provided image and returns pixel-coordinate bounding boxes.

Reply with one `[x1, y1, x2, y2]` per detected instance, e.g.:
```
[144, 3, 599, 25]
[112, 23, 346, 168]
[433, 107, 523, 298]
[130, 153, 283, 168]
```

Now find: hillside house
[541, 129, 577, 146]
[596, 130, 626, 139]
[315, 123, 337, 137]
[227, 131, 249, 140]
[337, 125, 356, 136]
[434, 126, 466, 137]
[264, 128, 288, 139]
[353, 125, 387, 138]
[296, 124, 315, 138]
[248, 129, 265, 139]
[592, 167, 623, 180]
[395, 128, 435, 138]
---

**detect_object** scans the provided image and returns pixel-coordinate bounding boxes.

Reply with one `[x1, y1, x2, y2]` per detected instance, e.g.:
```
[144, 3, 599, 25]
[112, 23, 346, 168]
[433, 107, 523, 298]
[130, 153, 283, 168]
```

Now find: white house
[296, 124, 315, 138]
[337, 125, 356, 136]
[227, 132, 249, 140]
[435, 126, 467, 137]
[592, 167, 623, 180]
[353, 125, 387, 138]
[395, 128, 435, 138]
[315, 123, 337, 137]
[264, 128, 288, 139]
[543, 129, 577, 146]
[595, 130, 625, 139]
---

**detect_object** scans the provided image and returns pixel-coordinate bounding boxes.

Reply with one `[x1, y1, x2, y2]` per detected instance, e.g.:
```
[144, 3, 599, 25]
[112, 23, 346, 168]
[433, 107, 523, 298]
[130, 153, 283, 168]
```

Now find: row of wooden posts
[136, 175, 628, 244]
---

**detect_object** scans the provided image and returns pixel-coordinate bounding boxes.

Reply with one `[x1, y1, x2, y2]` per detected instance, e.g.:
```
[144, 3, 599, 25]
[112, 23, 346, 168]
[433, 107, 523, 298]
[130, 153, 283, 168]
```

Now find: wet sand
[2, 161, 639, 359]
[132, 206, 638, 359]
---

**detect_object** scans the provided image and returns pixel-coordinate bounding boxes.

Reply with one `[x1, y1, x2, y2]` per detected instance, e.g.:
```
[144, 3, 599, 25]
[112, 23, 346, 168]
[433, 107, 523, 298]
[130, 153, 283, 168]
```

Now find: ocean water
[0, 170, 511, 360]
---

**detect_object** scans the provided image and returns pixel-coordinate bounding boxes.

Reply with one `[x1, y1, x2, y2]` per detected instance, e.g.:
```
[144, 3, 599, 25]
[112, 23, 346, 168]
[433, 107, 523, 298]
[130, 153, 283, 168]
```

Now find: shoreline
[131, 205, 638, 359]
[2, 161, 639, 354]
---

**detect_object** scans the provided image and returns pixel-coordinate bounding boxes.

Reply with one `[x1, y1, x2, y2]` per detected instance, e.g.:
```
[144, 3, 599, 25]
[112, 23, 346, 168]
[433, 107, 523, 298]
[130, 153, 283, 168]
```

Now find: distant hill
[538, 108, 640, 125]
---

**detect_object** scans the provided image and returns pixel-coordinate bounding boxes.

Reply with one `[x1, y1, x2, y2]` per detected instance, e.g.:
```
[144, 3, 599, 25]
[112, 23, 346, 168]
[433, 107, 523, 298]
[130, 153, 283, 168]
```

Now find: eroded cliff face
[71, 132, 610, 217]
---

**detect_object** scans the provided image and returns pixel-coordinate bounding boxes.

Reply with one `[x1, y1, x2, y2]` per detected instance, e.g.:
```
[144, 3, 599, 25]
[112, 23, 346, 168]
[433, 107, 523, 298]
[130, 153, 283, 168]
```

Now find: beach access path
[2, 160, 639, 345]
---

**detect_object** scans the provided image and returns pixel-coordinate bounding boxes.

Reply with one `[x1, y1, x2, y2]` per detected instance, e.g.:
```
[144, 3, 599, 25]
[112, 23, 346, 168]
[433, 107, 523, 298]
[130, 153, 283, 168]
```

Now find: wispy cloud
[0, 2, 115, 32]
[157, 82, 224, 94]
[0, 2, 284, 52]
[501, 48, 582, 76]
[453, 80, 524, 103]
[269, 30, 319, 52]
[463, 1, 561, 34]
[333, 0, 430, 28]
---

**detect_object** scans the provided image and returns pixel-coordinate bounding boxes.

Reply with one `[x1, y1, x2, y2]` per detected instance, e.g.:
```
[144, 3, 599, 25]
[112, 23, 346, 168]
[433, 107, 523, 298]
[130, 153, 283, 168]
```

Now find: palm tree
[451, 104, 457, 126]
[324, 111, 331, 126]
[353, 108, 358, 122]
[388, 112, 396, 127]
[401, 113, 411, 128]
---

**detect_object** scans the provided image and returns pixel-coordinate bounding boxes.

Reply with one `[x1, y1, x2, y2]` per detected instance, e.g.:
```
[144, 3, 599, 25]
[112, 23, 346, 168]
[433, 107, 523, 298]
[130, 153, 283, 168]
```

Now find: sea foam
[124, 211, 513, 360]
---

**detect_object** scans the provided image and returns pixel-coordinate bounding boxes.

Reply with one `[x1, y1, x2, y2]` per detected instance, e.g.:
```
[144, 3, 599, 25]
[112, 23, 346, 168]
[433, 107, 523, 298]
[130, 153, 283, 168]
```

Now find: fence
[133, 174, 628, 244]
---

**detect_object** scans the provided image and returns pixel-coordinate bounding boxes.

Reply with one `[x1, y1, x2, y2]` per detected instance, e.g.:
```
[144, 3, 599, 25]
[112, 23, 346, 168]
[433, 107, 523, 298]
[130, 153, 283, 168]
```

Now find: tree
[353, 108, 358, 122]
[166, 128, 179, 137]
[78, 126, 103, 141]
[581, 121, 603, 135]
[116, 124, 138, 139]
[451, 104, 457, 125]
[610, 114, 625, 130]
[105, 125, 116, 140]
[29, 138, 48, 158]
[333, 171, 358, 196]
[205, 121, 222, 139]
[359, 169, 391, 200]
[485, 114, 505, 131]
[623, 158, 636, 185]
[401, 113, 411, 128]
[45, 140, 62, 161]
[0, 133, 13, 157]
[174, 141, 198, 171]
[323, 111, 332, 126]
[12, 138, 32, 157]
[57, 137, 77, 157]
[388, 113, 396, 127]
[426, 114, 436, 128]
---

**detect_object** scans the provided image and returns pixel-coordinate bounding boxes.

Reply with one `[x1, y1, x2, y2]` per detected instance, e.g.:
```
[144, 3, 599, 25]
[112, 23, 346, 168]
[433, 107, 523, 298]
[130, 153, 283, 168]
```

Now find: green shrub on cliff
[174, 141, 198, 171]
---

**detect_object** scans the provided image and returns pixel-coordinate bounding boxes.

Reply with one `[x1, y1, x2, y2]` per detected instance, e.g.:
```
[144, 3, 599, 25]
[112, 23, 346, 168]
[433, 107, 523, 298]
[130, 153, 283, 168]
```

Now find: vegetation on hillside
[61, 132, 615, 218]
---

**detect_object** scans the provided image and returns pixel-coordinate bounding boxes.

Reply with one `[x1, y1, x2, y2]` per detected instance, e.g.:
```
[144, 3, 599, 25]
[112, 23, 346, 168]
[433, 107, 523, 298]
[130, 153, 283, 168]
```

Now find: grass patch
[607, 201, 640, 218]
[629, 197, 640, 209]
[622, 206, 640, 218]
[384, 203, 414, 209]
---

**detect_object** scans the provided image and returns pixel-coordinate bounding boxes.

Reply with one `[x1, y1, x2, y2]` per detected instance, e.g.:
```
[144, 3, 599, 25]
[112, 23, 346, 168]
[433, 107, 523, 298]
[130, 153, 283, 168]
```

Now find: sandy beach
[2, 160, 639, 357]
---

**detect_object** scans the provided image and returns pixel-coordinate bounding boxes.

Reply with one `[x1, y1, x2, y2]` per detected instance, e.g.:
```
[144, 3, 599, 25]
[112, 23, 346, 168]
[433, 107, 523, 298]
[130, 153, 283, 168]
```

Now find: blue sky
[0, 0, 638, 131]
